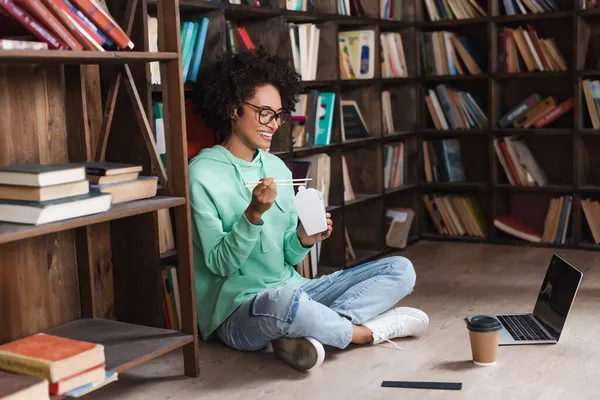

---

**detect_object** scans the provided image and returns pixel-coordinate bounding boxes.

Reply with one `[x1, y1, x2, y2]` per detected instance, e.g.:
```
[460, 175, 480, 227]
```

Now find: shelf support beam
[123, 64, 169, 187]
[157, 0, 199, 378]
[95, 0, 138, 163]
[65, 64, 116, 320]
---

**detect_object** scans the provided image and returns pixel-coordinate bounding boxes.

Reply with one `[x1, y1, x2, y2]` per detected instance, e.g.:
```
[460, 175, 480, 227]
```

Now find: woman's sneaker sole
[271, 337, 325, 371]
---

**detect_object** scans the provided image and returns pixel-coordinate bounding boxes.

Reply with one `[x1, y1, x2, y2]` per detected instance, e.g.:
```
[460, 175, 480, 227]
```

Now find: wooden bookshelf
[0, 0, 199, 396]
[149, 0, 600, 277]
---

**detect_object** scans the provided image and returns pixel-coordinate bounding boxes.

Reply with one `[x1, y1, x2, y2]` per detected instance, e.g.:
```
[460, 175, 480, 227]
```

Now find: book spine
[435, 84, 460, 129]
[0, 0, 67, 49]
[18, 0, 83, 50]
[0, 350, 52, 381]
[70, 0, 132, 49]
[0, 38, 48, 48]
[442, 138, 466, 182]
[62, 0, 113, 48]
[40, 0, 95, 50]
[533, 98, 573, 128]
[498, 93, 541, 128]
[555, 195, 569, 244]
[187, 17, 209, 83]
[181, 22, 199, 81]
[235, 26, 255, 51]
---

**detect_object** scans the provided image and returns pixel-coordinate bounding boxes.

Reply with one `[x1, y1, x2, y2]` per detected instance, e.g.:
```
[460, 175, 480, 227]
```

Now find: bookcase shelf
[494, 11, 573, 23]
[0, 0, 200, 395]
[494, 71, 572, 78]
[420, 16, 489, 27]
[495, 184, 573, 193]
[46, 318, 193, 375]
[493, 128, 572, 135]
[0, 196, 185, 245]
[0, 50, 178, 64]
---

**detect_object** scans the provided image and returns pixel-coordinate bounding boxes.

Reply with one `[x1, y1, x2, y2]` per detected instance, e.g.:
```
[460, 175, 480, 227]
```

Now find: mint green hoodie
[189, 145, 312, 339]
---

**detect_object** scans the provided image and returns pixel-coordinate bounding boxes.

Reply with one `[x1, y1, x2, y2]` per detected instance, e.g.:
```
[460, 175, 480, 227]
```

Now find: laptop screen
[533, 255, 583, 340]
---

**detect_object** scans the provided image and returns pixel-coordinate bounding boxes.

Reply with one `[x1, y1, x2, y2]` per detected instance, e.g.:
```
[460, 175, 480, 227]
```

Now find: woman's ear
[231, 106, 240, 122]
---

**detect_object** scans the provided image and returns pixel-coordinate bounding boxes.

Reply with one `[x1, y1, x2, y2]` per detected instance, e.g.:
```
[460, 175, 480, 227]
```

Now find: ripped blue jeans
[217, 256, 417, 350]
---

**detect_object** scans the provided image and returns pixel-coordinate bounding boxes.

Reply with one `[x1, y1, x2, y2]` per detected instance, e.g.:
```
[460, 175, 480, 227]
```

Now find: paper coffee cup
[467, 315, 502, 366]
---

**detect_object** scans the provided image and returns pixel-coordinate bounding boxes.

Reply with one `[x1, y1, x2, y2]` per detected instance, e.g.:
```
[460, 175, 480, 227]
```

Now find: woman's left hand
[298, 213, 333, 247]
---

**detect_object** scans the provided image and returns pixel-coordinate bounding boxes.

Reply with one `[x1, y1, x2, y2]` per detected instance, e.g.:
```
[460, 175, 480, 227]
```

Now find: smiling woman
[187, 47, 428, 373]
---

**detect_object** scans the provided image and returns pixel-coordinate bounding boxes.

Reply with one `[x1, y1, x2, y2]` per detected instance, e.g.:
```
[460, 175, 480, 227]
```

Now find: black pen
[382, 381, 462, 390]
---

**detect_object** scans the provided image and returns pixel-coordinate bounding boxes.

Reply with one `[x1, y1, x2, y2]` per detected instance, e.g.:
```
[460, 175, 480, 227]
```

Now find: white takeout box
[293, 185, 327, 236]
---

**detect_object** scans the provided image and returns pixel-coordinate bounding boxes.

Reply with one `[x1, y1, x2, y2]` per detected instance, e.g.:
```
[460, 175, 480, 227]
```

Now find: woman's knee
[250, 285, 305, 325]
[388, 256, 417, 293]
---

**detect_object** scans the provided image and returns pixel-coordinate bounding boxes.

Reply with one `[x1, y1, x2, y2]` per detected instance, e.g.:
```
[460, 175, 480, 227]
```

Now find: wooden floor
[86, 241, 600, 399]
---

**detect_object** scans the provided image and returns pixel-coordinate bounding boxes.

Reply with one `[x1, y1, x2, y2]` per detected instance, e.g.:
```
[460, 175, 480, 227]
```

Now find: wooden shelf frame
[0, 0, 200, 393]
[146, 0, 600, 274]
[172, 0, 600, 269]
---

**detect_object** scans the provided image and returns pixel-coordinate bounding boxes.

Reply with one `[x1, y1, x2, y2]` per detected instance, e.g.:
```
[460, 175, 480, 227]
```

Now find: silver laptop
[466, 254, 583, 345]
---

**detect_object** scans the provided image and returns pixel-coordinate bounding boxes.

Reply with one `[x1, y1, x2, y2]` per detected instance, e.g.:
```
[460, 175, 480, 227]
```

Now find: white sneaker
[271, 337, 325, 371]
[363, 307, 429, 347]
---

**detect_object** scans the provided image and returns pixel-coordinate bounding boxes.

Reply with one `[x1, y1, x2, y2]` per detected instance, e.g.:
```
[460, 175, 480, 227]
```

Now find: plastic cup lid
[467, 315, 502, 333]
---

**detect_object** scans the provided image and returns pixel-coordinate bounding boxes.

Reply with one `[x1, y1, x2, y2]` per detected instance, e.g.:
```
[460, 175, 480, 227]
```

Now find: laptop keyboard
[497, 315, 553, 341]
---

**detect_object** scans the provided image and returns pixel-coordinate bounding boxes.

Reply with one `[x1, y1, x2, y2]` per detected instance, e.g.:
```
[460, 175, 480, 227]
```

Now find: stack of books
[423, 194, 487, 237]
[82, 162, 158, 204]
[148, 16, 210, 85]
[291, 91, 336, 147]
[420, 32, 482, 76]
[494, 136, 547, 187]
[384, 142, 406, 190]
[498, 93, 573, 129]
[289, 23, 321, 81]
[425, 84, 487, 130]
[494, 194, 572, 244]
[424, 0, 487, 20]
[338, 30, 375, 79]
[0, 164, 112, 225]
[0, 0, 133, 51]
[0, 333, 117, 397]
[380, 32, 408, 78]
[422, 138, 466, 183]
[502, 26, 567, 73]
[503, 0, 560, 15]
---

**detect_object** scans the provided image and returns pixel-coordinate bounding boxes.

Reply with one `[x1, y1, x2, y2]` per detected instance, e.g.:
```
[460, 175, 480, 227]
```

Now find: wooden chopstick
[244, 178, 312, 187]
[244, 182, 307, 188]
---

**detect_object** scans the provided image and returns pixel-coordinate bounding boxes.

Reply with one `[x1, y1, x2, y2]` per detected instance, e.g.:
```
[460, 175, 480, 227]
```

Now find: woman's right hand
[245, 177, 277, 225]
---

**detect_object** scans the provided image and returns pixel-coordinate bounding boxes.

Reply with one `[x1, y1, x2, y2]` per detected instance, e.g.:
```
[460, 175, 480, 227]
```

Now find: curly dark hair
[192, 46, 302, 143]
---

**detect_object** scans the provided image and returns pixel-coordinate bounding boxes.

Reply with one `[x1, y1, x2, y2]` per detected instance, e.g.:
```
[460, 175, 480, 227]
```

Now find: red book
[54, 0, 104, 50]
[16, 0, 82, 49]
[533, 98, 573, 128]
[0, 0, 67, 49]
[235, 26, 255, 51]
[494, 215, 542, 243]
[69, 0, 133, 49]
[499, 142, 522, 185]
[0, 333, 105, 383]
[526, 24, 550, 70]
[48, 364, 105, 395]
[39, 0, 95, 50]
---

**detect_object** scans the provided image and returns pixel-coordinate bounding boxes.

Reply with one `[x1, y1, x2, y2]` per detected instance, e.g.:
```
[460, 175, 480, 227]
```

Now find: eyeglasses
[244, 102, 291, 126]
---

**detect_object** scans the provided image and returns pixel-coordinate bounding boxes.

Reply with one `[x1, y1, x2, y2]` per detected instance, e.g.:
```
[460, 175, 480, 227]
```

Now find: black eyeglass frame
[243, 101, 291, 126]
